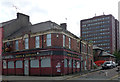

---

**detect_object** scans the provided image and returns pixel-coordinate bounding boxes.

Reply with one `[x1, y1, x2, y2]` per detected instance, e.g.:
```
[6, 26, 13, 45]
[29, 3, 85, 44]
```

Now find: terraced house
[2, 13, 93, 76]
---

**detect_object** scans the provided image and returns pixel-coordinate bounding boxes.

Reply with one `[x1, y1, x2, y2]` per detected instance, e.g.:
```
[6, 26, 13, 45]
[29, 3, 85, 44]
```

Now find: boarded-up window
[8, 61, 14, 68]
[73, 60, 76, 68]
[64, 59, 67, 67]
[41, 57, 51, 67]
[69, 59, 72, 67]
[3, 60, 7, 69]
[30, 59, 39, 68]
[77, 61, 80, 68]
[16, 60, 23, 68]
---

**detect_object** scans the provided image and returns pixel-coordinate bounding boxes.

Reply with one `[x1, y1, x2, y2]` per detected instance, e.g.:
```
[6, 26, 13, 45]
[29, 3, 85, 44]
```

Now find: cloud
[0, 0, 119, 37]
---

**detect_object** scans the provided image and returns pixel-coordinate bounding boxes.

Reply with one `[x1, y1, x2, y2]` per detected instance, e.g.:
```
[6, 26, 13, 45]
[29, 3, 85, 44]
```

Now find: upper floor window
[35, 36, 39, 48]
[25, 38, 29, 49]
[15, 40, 19, 50]
[63, 35, 65, 47]
[47, 34, 51, 46]
[69, 38, 71, 49]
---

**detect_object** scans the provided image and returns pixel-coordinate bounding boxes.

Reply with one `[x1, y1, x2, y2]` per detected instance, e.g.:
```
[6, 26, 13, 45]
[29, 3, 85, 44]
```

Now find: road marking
[108, 74, 119, 80]
[66, 70, 101, 80]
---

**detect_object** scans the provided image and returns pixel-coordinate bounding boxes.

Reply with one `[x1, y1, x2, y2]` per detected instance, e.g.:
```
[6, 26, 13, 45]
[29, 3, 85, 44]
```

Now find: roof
[6, 20, 79, 40]
[93, 46, 104, 50]
[81, 14, 113, 22]
[101, 51, 115, 57]
[5, 21, 63, 39]
[1, 13, 32, 40]
[2, 13, 79, 40]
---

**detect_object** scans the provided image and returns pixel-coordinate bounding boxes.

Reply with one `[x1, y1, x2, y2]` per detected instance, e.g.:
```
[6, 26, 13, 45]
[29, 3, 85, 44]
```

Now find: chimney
[60, 23, 67, 30]
[17, 13, 30, 22]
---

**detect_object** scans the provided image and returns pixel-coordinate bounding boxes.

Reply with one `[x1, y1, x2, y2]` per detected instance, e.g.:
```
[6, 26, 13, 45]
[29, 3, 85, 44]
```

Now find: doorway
[24, 60, 29, 75]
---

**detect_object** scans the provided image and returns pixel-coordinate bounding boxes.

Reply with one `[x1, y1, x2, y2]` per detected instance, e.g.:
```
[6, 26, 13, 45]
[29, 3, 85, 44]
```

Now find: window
[8, 61, 14, 68]
[73, 60, 76, 68]
[63, 35, 65, 47]
[16, 60, 23, 68]
[47, 34, 51, 46]
[35, 36, 39, 48]
[41, 57, 51, 67]
[25, 38, 29, 49]
[77, 61, 80, 68]
[81, 57, 83, 61]
[64, 59, 67, 67]
[3, 60, 7, 69]
[69, 59, 72, 67]
[69, 38, 71, 49]
[30, 59, 39, 68]
[15, 40, 19, 50]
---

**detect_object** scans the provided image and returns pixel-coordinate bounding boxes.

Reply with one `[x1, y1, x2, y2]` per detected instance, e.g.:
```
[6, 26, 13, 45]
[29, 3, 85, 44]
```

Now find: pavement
[2, 67, 102, 81]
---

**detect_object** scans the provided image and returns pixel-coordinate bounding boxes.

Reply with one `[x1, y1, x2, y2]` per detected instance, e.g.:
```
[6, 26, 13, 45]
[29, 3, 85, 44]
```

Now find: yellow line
[66, 70, 101, 80]
[108, 74, 119, 80]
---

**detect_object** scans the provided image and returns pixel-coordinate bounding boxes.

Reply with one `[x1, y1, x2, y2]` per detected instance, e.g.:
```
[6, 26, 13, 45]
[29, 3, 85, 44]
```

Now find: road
[2, 67, 120, 81]
[67, 66, 119, 80]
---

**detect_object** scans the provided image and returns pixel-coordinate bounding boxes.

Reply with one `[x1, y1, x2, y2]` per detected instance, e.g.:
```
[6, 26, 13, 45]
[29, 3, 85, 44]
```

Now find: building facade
[81, 14, 119, 54]
[93, 46, 115, 62]
[0, 26, 3, 75]
[2, 13, 93, 76]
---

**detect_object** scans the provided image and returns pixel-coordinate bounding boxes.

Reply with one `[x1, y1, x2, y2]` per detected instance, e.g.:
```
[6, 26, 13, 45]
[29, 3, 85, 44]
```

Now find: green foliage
[113, 51, 120, 62]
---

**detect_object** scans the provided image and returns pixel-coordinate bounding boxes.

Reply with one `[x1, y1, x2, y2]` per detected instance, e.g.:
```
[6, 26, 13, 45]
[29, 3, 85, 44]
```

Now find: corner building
[2, 13, 93, 76]
[81, 14, 119, 54]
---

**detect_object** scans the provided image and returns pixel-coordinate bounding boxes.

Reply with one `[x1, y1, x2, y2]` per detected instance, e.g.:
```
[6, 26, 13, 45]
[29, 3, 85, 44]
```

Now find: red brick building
[93, 46, 115, 62]
[0, 25, 3, 75]
[2, 13, 93, 76]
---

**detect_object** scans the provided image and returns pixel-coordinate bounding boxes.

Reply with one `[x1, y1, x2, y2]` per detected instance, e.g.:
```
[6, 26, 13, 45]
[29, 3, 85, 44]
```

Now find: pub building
[2, 13, 93, 76]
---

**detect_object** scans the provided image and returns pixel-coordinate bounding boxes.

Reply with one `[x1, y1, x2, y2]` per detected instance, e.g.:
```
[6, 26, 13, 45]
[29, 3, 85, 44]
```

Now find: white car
[113, 62, 117, 67]
[102, 61, 114, 69]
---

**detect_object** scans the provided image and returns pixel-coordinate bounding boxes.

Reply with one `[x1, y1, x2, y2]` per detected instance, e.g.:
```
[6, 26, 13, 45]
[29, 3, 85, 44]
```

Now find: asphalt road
[67, 66, 120, 80]
[2, 66, 120, 81]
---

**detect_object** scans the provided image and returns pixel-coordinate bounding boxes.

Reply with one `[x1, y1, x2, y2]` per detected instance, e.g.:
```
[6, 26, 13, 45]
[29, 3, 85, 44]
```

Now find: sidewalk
[2, 68, 102, 80]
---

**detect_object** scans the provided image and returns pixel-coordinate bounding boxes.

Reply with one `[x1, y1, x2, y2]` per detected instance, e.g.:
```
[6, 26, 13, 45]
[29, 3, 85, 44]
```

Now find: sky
[0, 0, 120, 37]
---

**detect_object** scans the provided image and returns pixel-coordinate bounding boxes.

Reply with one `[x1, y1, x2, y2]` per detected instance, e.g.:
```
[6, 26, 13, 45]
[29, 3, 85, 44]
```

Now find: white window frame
[35, 36, 40, 48]
[63, 35, 65, 47]
[69, 38, 71, 49]
[15, 40, 19, 50]
[25, 38, 29, 49]
[47, 34, 51, 46]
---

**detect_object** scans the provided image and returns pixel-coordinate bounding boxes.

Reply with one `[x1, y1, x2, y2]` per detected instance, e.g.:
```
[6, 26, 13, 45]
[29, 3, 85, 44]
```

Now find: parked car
[102, 61, 114, 69]
[113, 61, 117, 67]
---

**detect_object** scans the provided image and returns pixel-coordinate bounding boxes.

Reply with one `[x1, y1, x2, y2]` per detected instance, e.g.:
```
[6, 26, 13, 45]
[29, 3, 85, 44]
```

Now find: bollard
[105, 72, 108, 76]
[118, 77, 120, 82]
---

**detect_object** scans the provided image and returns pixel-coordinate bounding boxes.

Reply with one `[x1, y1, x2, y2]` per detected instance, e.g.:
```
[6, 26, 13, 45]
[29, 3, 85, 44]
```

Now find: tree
[113, 51, 120, 62]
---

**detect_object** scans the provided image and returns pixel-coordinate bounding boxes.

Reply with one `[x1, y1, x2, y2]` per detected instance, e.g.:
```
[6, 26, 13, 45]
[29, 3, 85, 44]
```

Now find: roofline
[81, 14, 114, 22]
[3, 28, 80, 42]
